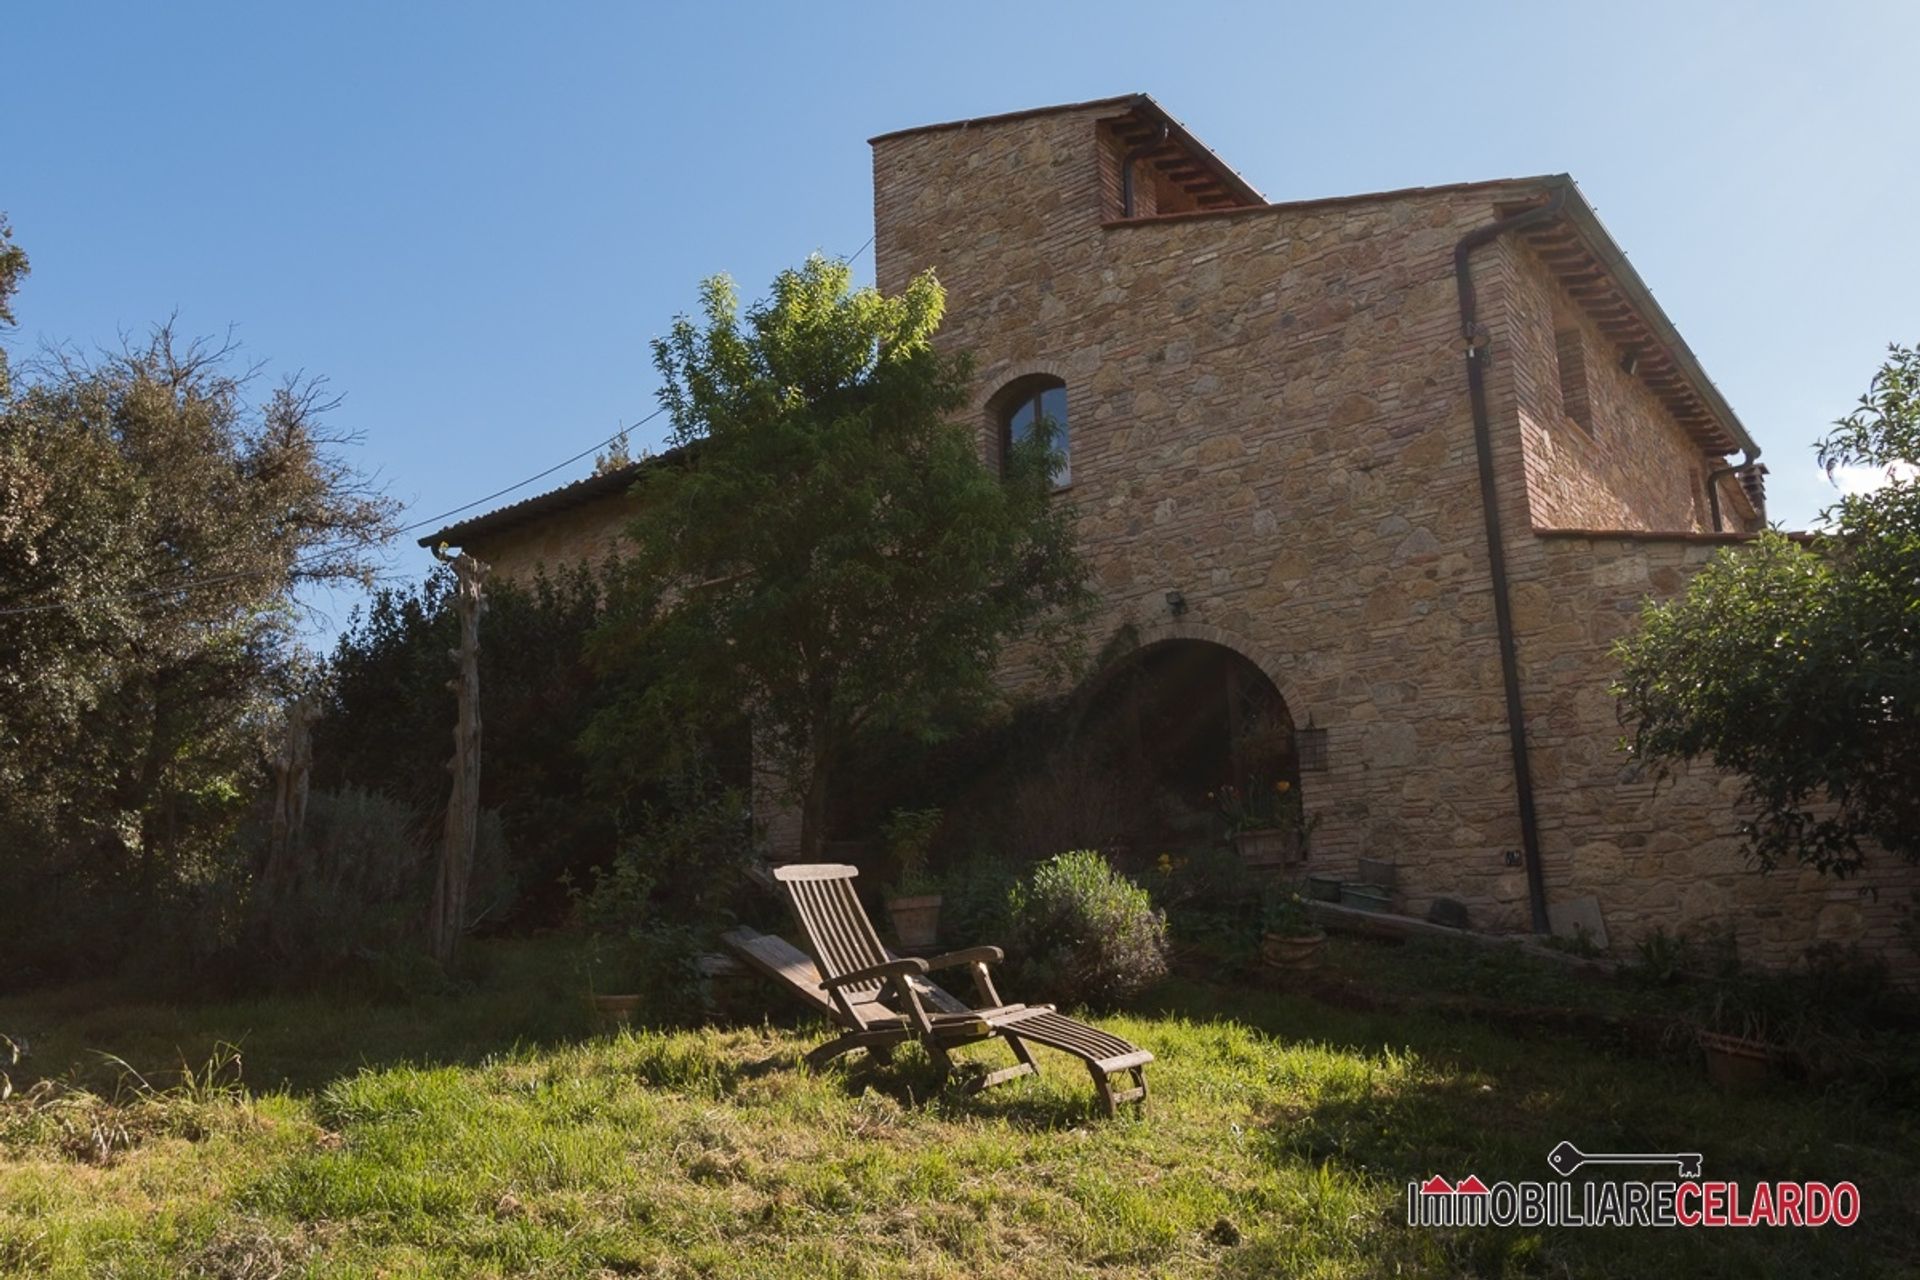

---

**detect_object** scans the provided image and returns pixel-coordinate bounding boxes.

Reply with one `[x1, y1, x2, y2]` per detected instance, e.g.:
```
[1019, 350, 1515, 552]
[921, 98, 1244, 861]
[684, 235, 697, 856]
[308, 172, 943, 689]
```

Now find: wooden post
[429, 552, 488, 966]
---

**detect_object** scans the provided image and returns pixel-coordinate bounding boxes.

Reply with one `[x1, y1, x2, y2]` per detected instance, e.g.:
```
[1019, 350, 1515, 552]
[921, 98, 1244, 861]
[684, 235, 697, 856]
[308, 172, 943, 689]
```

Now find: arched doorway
[1072, 639, 1300, 853]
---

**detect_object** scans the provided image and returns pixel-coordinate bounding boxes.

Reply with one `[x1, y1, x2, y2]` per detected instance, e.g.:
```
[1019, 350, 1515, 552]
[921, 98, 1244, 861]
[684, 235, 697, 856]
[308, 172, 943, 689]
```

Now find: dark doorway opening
[1074, 639, 1299, 851]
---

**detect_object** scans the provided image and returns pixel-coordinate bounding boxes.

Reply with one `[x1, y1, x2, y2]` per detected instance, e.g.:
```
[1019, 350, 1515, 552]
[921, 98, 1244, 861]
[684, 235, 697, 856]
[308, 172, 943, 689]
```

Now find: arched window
[1000, 377, 1070, 488]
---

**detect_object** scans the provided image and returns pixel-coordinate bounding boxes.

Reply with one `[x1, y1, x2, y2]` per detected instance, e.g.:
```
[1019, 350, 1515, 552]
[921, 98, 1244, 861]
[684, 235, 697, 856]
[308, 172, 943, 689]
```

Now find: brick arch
[1117, 618, 1298, 715]
[977, 360, 1071, 470]
[1063, 619, 1308, 841]
[1065, 617, 1302, 745]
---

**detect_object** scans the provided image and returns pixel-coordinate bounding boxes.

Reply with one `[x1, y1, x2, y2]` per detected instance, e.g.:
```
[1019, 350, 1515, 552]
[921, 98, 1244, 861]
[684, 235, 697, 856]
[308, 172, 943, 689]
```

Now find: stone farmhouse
[425, 94, 1915, 973]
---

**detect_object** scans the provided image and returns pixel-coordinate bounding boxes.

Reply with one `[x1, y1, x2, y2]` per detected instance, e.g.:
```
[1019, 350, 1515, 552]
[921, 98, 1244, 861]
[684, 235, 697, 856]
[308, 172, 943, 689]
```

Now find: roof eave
[416, 459, 650, 550]
[1542, 176, 1759, 460]
[869, 92, 1266, 207]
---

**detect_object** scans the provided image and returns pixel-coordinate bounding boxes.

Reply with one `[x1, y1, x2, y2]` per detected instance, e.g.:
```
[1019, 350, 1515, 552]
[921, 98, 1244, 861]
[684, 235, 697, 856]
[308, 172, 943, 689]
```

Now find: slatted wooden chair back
[772, 864, 894, 1026]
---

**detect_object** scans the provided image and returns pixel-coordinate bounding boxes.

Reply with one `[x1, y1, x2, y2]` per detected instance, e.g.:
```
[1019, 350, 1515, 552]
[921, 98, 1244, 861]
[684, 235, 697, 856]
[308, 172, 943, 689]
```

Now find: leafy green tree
[587, 257, 1090, 859]
[0, 317, 396, 977]
[1614, 345, 1920, 875]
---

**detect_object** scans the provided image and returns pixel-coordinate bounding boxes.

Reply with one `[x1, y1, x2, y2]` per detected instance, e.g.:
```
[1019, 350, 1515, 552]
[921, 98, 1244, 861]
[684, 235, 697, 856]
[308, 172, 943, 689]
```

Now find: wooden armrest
[821, 958, 929, 991]
[924, 946, 1004, 971]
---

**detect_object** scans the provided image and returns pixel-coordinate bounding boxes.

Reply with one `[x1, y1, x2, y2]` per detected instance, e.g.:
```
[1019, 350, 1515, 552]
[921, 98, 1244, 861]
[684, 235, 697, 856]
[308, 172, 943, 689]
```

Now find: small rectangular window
[1555, 329, 1592, 433]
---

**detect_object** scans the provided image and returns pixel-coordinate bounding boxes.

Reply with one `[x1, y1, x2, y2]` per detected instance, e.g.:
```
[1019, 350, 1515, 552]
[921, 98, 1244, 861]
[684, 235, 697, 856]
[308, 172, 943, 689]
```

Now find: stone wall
[876, 106, 1566, 926]
[453, 102, 1913, 974]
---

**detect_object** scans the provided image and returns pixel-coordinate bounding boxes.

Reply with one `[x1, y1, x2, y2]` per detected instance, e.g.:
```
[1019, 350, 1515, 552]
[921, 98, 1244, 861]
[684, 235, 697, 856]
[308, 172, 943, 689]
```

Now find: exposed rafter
[1513, 214, 1746, 458]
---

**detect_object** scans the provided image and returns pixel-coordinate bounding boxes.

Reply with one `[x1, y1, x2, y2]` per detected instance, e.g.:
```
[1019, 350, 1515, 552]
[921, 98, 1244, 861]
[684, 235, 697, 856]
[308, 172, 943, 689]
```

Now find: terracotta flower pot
[590, 993, 643, 1029]
[886, 893, 942, 950]
[1261, 929, 1327, 971]
[1698, 1029, 1775, 1089]
[1233, 827, 1298, 869]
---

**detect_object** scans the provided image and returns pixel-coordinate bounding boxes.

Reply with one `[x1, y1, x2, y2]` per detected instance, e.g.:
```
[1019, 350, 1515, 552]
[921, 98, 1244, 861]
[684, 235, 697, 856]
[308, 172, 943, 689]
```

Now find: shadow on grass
[789, 1036, 1109, 1129]
[0, 936, 808, 1099]
[1258, 1053, 1916, 1279]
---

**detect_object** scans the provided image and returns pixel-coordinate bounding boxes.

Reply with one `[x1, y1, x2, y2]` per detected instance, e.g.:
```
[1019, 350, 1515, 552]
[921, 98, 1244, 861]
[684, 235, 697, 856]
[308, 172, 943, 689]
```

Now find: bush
[937, 851, 1021, 947]
[574, 768, 755, 936]
[570, 768, 756, 1026]
[579, 923, 711, 1028]
[1006, 851, 1168, 1009]
[1148, 844, 1263, 969]
[243, 787, 511, 988]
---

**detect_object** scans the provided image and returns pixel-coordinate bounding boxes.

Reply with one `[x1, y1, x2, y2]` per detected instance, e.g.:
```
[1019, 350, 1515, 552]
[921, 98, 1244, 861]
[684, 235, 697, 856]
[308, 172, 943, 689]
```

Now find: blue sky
[8, 2, 1916, 639]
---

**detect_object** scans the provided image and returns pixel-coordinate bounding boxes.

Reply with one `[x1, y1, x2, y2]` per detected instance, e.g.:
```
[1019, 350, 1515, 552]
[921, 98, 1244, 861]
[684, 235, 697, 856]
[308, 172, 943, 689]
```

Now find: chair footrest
[989, 1009, 1153, 1072]
[1093, 1049, 1156, 1074]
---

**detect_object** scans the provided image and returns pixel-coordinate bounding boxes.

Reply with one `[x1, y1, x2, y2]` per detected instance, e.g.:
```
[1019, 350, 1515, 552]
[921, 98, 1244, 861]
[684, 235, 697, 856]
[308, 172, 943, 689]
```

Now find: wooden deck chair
[741, 864, 1150, 1115]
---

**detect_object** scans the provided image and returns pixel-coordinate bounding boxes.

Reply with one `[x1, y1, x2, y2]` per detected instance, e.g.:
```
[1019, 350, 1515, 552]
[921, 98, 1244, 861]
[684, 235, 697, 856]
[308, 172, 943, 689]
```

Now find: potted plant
[882, 807, 944, 950]
[1259, 883, 1327, 972]
[579, 934, 644, 1031]
[1692, 978, 1781, 1089]
[1218, 779, 1314, 870]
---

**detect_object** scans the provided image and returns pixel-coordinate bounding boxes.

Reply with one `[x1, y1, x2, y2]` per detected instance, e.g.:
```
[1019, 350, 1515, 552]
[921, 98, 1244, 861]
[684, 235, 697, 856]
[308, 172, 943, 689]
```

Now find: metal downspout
[1704, 454, 1751, 532]
[1453, 189, 1567, 935]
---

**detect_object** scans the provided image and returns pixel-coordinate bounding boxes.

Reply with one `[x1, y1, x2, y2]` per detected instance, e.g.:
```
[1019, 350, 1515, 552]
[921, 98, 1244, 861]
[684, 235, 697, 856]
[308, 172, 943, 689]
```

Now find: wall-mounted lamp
[1164, 590, 1187, 617]
[1298, 713, 1329, 772]
[1618, 349, 1640, 376]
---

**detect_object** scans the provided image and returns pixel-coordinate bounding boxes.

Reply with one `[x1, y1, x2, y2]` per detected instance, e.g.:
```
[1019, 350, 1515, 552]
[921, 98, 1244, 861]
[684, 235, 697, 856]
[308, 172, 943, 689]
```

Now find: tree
[0, 214, 27, 398]
[587, 256, 1090, 859]
[1614, 345, 1920, 875]
[0, 317, 396, 976]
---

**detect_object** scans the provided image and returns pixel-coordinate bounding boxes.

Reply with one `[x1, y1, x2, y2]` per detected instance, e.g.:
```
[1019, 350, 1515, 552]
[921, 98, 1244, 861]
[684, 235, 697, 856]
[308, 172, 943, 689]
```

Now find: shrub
[881, 807, 943, 895]
[570, 768, 756, 1026]
[937, 851, 1021, 947]
[574, 768, 755, 936]
[244, 787, 511, 986]
[583, 923, 712, 1027]
[1006, 851, 1168, 1009]
[1148, 844, 1263, 967]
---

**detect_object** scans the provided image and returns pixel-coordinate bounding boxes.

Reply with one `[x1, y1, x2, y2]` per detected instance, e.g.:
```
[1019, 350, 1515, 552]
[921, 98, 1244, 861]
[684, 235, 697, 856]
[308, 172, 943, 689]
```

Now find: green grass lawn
[1, 936, 1913, 1278]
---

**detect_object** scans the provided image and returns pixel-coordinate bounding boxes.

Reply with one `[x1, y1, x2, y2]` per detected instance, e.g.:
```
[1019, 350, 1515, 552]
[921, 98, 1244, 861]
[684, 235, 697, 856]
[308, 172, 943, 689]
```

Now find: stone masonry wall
[876, 106, 1557, 931]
